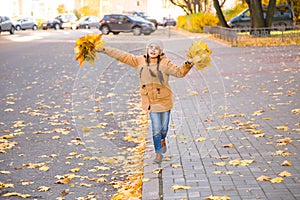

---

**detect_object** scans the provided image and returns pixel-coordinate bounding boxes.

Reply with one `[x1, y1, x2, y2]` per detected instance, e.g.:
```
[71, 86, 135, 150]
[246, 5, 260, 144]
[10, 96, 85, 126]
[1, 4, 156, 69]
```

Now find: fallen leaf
[256, 175, 271, 181]
[152, 168, 163, 174]
[171, 184, 191, 190]
[281, 160, 292, 166]
[104, 111, 114, 116]
[205, 195, 231, 200]
[291, 108, 300, 114]
[69, 167, 80, 172]
[278, 170, 292, 177]
[171, 164, 182, 168]
[275, 125, 289, 131]
[39, 165, 50, 171]
[270, 177, 284, 183]
[2, 192, 31, 198]
[37, 186, 51, 192]
[195, 137, 206, 142]
[214, 161, 226, 166]
[55, 178, 71, 184]
[221, 143, 235, 148]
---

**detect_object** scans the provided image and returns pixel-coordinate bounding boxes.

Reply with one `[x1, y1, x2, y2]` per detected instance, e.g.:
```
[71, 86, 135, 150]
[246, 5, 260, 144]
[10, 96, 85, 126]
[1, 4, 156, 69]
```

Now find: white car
[15, 17, 38, 31]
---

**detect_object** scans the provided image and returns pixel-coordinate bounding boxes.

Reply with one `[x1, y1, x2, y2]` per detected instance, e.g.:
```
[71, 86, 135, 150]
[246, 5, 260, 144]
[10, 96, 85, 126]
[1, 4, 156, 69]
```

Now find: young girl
[97, 39, 194, 164]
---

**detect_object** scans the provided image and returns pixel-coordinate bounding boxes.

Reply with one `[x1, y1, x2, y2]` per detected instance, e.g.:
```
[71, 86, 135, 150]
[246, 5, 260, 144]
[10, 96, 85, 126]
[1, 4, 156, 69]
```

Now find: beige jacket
[102, 47, 193, 112]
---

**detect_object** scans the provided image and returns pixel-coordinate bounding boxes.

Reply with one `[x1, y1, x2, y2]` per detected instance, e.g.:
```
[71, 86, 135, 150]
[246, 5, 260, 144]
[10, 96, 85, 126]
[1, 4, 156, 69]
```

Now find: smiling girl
[97, 38, 194, 164]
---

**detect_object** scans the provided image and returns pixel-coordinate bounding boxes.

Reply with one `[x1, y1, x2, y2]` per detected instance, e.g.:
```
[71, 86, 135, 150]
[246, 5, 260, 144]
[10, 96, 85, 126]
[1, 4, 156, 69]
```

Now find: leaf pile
[74, 33, 105, 67]
[186, 40, 212, 71]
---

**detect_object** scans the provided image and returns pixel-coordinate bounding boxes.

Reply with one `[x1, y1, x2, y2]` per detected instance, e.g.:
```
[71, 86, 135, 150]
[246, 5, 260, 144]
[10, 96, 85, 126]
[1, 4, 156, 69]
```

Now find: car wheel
[16, 25, 21, 31]
[54, 24, 60, 30]
[132, 26, 142, 36]
[100, 26, 110, 35]
[10, 26, 15, 34]
[32, 25, 38, 30]
[112, 32, 120, 35]
[71, 24, 77, 30]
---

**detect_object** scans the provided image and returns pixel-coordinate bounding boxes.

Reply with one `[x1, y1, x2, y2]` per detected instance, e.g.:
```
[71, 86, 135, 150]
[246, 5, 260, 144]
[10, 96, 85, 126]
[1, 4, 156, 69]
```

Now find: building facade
[0, 0, 185, 21]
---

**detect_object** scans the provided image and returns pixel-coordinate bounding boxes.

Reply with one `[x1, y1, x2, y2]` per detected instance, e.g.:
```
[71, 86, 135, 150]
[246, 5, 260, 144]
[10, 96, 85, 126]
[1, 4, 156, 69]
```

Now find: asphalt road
[0, 27, 194, 199]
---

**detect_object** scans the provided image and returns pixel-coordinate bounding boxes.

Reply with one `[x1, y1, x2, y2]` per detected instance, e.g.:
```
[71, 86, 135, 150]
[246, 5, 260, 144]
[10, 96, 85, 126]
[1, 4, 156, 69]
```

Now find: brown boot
[153, 154, 163, 164]
[161, 139, 167, 153]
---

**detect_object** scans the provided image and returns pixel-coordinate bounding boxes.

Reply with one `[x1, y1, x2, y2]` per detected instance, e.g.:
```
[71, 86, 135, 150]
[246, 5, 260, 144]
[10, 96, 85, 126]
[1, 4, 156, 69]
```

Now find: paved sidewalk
[142, 32, 300, 199]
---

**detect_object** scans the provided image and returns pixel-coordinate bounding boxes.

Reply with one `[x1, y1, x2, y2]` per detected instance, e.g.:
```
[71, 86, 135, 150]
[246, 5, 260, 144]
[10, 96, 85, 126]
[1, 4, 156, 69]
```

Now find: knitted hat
[146, 38, 164, 51]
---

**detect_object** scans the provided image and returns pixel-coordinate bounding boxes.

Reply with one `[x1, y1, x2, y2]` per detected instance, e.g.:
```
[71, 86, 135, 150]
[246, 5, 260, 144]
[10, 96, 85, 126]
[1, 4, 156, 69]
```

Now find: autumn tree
[213, 0, 230, 27]
[168, 0, 210, 14]
[57, 4, 67, 14]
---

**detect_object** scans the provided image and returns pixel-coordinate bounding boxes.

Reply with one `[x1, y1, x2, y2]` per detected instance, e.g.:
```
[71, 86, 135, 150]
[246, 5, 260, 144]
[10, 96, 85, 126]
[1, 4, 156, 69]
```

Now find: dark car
[99, 14, 155, 35]
[159, 17, 177, 27]
[131, 11, 158, 29]
[42, 18, 60, 30]
[76, 16, 100, 29]
[227, 4, 295, 29]
[42, 14, 77, 30]
[0, 16, 15, 34]
[15, 17, 38, 31]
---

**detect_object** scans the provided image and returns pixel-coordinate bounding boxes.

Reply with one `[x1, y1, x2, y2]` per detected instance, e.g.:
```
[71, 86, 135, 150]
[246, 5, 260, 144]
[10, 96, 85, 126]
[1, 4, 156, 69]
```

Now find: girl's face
[147, 44, 161, 58]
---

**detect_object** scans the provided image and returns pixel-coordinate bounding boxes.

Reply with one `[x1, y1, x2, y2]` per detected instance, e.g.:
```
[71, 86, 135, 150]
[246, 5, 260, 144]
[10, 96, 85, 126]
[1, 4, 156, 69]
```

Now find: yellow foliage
[178, 13, 218, 33]
[186, 40, 212, 71]
[74, 33, 105, 67]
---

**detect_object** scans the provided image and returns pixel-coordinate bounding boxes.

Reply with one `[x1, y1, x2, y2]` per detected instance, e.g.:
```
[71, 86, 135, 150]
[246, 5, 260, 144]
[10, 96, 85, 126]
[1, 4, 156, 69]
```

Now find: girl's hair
[141, 53, 164, 85]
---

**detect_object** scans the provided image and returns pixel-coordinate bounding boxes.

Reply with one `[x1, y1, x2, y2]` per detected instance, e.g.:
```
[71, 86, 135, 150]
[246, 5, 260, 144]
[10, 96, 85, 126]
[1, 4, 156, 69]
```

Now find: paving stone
[142, 32, 300, 199]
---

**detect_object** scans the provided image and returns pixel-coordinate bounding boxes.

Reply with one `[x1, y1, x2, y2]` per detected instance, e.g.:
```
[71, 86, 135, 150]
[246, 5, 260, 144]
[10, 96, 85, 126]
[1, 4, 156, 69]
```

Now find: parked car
[0, 16, 15, 34]
[15, 17, 38, 31]
[227, 4, 295, 29]
[131, 11, 158, 29]
[99, 14, 155, 35]
[42, 14, 77, 30]
[159, 17, 177, 27]
[76, 16, 100, 29]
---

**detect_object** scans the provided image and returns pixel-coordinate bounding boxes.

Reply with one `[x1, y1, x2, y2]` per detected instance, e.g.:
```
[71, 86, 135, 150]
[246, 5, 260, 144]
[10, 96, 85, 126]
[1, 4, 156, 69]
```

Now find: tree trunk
[250, 0, 265, 28]
[213, 0, 229, 27]
[265, 0, 276, 27]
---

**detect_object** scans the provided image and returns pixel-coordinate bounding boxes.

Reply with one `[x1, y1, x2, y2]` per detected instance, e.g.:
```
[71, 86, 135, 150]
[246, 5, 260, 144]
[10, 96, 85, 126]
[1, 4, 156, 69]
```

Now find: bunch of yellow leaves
[74, 33, 105, 67]
[186, 40, 212, 71]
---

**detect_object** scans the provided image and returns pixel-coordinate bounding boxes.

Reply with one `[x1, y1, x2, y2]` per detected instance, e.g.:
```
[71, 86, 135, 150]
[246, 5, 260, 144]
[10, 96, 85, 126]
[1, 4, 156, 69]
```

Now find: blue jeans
[149, 110, 171, 154]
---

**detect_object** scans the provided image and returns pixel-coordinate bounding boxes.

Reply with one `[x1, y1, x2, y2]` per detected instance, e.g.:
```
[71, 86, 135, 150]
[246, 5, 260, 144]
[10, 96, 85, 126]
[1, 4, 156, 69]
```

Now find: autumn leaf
[195, 137, 206, 142]
[37, 186, 51, 192]
[221, 143, 235, 148]
[213, 171, 223, 174]
[252, 109, 264, 116]
[275, 125, 289, 131]
[171, 164, 182, 168]
[270, 177, 284, 183]
[281, 160, 293, 166]
[81, 126, 91, 132]
[74, 33, 105, 67]
[186, 40, 212, 71]
[69, 167, 80, 172]
[0, 182, 14, 188]
[55, 178, 71, 184]
[205, 195, 231, 200]
[256, 175, 271, 181]
[276, 137, 292, 146]
[291, 108, 300, 114]
[152, 168, 163, 174]
[171, 184, 191, 190]
[214, 161, 226, 166]
[2, 192, 31, 198]
[278, 170, 292, 177]
[39, 165, 50, 171]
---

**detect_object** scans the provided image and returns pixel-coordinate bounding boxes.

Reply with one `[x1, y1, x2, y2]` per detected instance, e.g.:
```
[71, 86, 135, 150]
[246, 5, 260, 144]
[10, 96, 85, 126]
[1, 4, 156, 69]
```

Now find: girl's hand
[96, 47, 105, 53]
